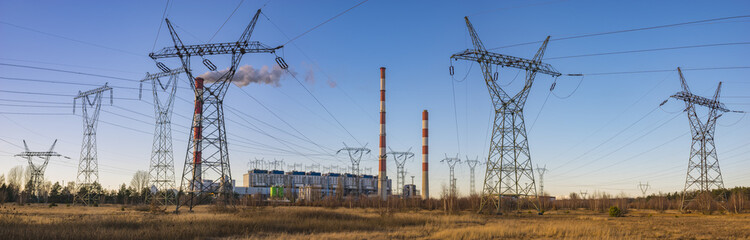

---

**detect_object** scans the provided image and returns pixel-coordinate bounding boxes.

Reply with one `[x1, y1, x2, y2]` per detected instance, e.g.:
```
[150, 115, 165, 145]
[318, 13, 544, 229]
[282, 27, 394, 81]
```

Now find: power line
[0, 63, 139, 82]
[280, 0, 369, 46]
[581, 66, 750, 76]
[489, 14, 750, 50]
[208, 0, 245, 42]
[546, 42, 750, 60]
[0, 20, 144, 57]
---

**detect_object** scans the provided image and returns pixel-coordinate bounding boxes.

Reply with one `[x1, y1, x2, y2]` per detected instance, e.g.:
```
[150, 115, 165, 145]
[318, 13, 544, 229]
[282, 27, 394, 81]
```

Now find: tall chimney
[192, 77, 204, 191]
[422, 110, 429, 199]
[378, 67, 387, 201]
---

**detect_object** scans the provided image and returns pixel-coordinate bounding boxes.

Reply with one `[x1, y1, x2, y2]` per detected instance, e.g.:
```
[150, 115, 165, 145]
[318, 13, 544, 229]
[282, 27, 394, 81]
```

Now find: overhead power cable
[0, 63, 139, 82]
[546, 42, 750, 60]
[281, 0, 369, 46]
[580, 66, 750, 76]
[0, 20, 144, 57]
[489, 14, 750, 50]
[208, 0, 245, 42]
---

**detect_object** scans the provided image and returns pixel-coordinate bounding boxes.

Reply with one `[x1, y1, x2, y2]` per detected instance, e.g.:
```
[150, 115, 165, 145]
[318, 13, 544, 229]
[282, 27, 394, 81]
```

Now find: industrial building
[235, 168, 392, 200]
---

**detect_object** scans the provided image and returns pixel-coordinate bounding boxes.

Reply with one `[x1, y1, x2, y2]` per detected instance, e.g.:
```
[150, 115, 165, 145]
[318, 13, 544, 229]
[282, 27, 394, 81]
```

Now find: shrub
[48, 203, 57, 208]
[609, 206, 623, 217]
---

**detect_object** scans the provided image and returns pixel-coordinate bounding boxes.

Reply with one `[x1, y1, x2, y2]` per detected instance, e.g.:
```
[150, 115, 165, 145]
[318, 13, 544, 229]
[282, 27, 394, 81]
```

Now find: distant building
[237, 168, 391, 200]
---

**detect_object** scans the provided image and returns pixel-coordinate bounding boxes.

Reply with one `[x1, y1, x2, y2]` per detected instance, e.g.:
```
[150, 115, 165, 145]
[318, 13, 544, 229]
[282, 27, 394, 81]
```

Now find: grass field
[1, 204, 749, 239]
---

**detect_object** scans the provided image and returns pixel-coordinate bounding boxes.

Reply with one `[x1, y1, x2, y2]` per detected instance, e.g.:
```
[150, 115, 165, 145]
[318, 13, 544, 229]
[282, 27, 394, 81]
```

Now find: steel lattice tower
[73, 84, 113, 206]
[535, 165, 548, 196]
[464, 156, 481, 195]
[150, 9, 281, 212]
[15, 140, 65, 201]
[388, 147, 414, 196]
[450, 17, 561, 214]
[662, 67, 742, 212]
[441, 155, 461, 196]
[140, 68, 185, 209]
[638, 182, 650, 197]
[337, 143, 370, 195]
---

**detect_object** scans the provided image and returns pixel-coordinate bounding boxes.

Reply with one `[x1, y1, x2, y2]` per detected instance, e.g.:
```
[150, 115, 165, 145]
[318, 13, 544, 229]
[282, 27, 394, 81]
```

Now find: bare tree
[130, 170, 149, 191]
[7, 165, 24, 187]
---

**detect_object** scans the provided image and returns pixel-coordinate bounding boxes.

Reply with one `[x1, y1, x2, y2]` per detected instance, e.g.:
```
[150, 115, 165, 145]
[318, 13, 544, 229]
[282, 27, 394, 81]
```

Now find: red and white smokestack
[378, 67, 387, 201]
[422, 110, 429, 199]
[192, 77, 204, 191]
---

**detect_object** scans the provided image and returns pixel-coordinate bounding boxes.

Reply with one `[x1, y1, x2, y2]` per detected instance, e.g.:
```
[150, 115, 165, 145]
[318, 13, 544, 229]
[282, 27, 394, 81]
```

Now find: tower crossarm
[149, 42, 280, 60]
[141, 67, 187, 82]
[15, 152, 62, 157]
[670, 91, 730, 112]
[451, 49, 561, 77]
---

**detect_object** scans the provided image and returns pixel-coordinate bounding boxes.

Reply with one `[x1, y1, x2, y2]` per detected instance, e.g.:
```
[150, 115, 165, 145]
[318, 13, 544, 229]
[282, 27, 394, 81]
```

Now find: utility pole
[661, 67, 743, 213]
[441, 154, 461, 197]
[536, 165, 548, 196]
[140, 67, 185, 209]
[15, 140, 66, 202]
[73, 83, 113, 206]
[451, 17, 561, 214]
[388, 147, 414, 196]
[464, 156, 481, 195]
[150, 9, 283, 212]
[638, 182, 650, 197]
[337, 143, 370, 196]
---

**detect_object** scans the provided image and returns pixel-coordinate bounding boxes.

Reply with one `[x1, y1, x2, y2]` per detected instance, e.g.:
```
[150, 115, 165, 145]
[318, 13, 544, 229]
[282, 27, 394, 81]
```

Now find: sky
[0, 0, 748, 198]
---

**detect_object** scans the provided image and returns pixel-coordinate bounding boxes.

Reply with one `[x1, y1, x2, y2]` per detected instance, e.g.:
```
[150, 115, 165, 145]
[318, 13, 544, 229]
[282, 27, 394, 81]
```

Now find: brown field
[1, 204, 749, 239]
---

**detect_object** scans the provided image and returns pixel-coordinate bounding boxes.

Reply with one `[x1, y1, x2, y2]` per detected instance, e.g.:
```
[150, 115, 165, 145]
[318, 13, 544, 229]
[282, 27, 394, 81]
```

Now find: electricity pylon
[15, 140, 67, 201]
[140, 67, 185, 209]
[535, 165, 548, 196]
[441, 154, 461, 196]
[388, 147, 414, 196]
[464, 156, 481, 195]
[337, 143, 370, 195]
[150, 9, 282, 212]
[73, 83, 113, 205]
[450, 17, 561, 214]
[638, 182, 650, 197]
[661, 67, 743, 212]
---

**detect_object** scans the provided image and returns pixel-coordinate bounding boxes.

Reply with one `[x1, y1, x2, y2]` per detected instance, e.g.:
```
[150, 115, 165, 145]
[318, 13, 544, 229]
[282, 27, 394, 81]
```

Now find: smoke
[327, 80, 337, 88]
[305, 67, 315, 85]
[198, 65, 289, 87]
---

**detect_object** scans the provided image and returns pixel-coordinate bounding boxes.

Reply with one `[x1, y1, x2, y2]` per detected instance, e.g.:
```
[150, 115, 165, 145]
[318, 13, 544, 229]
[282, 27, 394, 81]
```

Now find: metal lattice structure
[15, 140, 66, 201]
[535, 165, 548, 196]
[464, 156, 481, 195]
[638, 182, 650, 197]
[663, 67, 742, 212]
[450, 17, 561, 214]
[150, 9, 281, 212]
[140, 67, 185, 209]
[441, 155, 461, 196]
[388, 147, 414, 196]
[337, 143, 370, 195]
[73, 83, 113, 206]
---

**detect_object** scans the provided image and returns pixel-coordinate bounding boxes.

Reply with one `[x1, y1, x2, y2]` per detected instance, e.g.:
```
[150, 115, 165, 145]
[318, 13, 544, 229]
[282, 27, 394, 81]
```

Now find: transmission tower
[638, 182, 650, 197]
[441, 154, 461, 196]
[579, 190, 588, 199]
[150, 9, 282, 212]
[337, 143, 370, 195]
[388, 147, 414, 196]
[535, 165, 548, 196]
[15, 140, 66, 201]
[464, 156, 481, 195]
[140, 67, 185, 209]
[450, 17, 561, 214]
[661, 67, 743, 212]
[73, 83, 113, 205]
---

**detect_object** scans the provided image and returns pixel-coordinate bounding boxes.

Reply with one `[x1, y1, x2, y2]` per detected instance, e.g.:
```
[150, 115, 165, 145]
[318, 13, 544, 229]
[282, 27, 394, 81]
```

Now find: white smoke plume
[198, 65, 290, 87]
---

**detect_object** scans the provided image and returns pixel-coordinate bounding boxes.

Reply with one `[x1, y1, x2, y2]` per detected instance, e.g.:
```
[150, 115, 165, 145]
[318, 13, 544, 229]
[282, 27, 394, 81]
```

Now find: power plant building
[236, 168, 392, 199]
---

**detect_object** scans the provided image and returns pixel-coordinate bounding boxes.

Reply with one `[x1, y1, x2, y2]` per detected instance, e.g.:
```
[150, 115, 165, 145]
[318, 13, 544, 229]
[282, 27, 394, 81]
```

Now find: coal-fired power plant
[192, 77, 204, 191]
[422, 110, 429, 199]
[378, 67, 387, 201]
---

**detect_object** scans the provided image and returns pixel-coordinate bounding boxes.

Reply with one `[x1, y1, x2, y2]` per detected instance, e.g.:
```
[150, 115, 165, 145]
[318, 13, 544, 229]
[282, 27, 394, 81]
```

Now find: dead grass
[1, 204, 749, 239]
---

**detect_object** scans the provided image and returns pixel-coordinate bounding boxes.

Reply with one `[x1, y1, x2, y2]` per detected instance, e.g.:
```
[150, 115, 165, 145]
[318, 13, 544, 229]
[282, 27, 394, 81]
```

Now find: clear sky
[1, 0, 748, 198]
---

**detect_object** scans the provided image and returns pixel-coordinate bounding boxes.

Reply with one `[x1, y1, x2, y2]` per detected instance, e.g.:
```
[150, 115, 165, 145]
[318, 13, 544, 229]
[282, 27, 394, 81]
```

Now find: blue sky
[1, 0, 748, 197]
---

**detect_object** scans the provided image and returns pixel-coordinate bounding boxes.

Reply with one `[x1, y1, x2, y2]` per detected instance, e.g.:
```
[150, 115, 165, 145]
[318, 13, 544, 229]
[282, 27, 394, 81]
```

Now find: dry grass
[1, 204, 749, 239]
